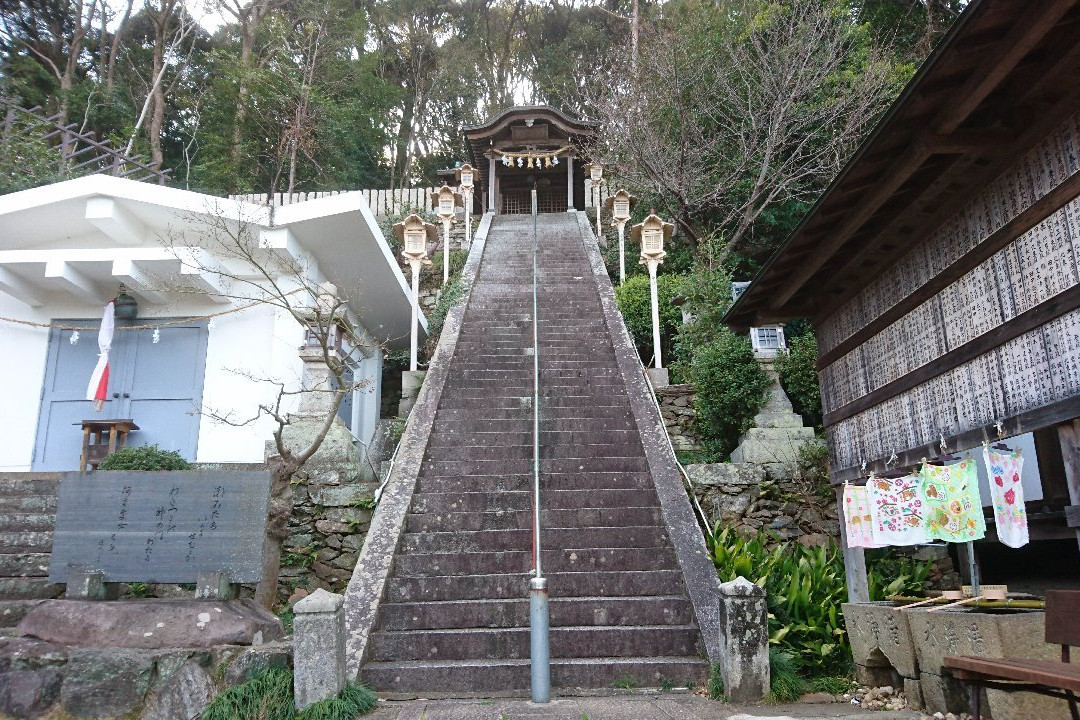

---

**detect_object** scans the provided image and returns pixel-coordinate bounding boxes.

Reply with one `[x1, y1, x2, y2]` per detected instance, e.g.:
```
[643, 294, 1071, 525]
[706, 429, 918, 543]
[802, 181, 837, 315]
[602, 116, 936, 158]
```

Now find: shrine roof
[724, 0, 1080, 330]
[464, 105, 597, 178]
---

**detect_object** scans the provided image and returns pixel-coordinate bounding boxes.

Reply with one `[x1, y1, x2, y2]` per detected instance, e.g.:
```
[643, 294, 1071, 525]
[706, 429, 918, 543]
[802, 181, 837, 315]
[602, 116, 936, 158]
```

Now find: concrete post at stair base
[717, 576, 769, 702]
[646, 367, 669, 388]
[65, 570, 108, 600]
[293, 588, 346, 709]
[398, 370, 426, 417]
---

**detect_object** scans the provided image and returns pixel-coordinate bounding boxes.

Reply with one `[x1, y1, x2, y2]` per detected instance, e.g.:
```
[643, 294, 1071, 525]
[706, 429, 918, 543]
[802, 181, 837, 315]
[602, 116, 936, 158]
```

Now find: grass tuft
[765, 648, 807, 703]
[199, 669, 378, 720]
[707, 663, 726, 701]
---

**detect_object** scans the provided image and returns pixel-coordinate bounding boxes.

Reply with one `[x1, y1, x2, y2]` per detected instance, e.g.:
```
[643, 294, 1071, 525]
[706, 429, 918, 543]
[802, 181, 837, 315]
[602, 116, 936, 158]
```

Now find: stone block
[140, 659, 214, 720]
[399, 370, 426, 416]
[0, 668, 62, 718]
[60, 650, 154, 718]
[293, 589, 346, 709]
[730, 426, 816, 467]
[716, 577, 769, 702]
[842, 602, 918, 678]
[903, 676, 923, 710]
[64, 570, 108, 600]
[307, 484, 374, 508]
[18, 599, 283, 649]
[195, 571, 237, 600]
[906, 608, 1043, 675]
[645, 367, 669, 388]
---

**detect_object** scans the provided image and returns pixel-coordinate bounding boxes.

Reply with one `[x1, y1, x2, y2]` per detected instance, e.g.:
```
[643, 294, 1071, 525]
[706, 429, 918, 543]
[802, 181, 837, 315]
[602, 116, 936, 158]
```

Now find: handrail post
[529, 185, 550, 704]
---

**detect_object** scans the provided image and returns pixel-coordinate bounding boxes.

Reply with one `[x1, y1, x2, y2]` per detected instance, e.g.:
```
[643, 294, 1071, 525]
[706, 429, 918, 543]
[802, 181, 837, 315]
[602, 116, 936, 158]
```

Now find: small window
[755, 327, 780, 349]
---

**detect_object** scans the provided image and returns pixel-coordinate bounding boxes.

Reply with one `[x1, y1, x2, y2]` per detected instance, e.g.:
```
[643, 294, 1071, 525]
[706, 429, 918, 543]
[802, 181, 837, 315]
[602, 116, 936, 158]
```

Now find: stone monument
[730, 361, 815, 475]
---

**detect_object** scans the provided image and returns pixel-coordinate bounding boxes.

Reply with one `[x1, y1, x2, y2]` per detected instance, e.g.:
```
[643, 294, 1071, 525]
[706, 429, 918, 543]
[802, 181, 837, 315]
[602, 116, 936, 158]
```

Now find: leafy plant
[689, 330, 771, 459]
[867, 548, 933, 599]
[200, 669, 377, 720]
[125, 582, 151, 598]
[766, 648, 807, 703]
[424, 277, 468, 357]
[98, 444, 190, 471]
[707, 663, 726, 701]
[614, 272, 685, 366]
[810, 675, 856, 695]
[774, 331, 823, 428]
[611, 674, 636, 690]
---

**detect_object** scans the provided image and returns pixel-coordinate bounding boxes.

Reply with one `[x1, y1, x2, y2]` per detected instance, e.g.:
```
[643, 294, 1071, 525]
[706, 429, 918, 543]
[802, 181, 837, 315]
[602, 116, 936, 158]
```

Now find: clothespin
[886, 449, 898, 467]
[995, 419, 1005, 440]
[939, 432, 948, 454]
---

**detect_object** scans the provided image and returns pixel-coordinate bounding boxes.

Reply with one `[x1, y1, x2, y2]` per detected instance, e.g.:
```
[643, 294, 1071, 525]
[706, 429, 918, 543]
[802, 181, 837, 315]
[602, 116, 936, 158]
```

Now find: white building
[0, 176, 424, 471]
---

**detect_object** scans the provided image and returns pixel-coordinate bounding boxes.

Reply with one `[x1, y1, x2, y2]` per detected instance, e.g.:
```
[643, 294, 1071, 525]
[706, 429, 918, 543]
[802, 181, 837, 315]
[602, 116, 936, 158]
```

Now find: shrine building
[464, 105, 597, 215]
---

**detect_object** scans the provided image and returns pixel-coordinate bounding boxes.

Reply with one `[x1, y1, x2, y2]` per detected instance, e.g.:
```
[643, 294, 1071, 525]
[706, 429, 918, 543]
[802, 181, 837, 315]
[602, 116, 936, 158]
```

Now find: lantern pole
[409, 257, 420, 372]
[617, 220, 627, 284]
[442, 218, 451, 286]
[594, 178, 603, 238]
[463, 188, 472, 249]
[647, 258, 662, 369]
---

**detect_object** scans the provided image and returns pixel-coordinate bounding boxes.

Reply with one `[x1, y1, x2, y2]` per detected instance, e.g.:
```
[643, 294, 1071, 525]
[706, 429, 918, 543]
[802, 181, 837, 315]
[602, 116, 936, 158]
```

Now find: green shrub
[200, 668, 377, 720]
[614, 272, 685, 366]
[774, 331, 822, 428]
[707, 525, 933, 679]
[424, 278, 467, 357]
[867, 547, 933, 599]
[98, 444, 190, 471]
[423, 249, 468, 287]
[689, 330, 771, 459]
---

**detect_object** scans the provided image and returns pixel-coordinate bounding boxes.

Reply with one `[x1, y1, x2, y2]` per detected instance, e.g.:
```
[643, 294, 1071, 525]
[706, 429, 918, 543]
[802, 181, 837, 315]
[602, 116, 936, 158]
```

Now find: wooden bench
[944, 589, 1080, 720]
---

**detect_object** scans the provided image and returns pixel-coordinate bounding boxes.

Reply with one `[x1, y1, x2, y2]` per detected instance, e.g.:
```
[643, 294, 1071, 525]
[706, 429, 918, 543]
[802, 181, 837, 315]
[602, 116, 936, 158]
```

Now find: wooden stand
[76, 419, 139, 472]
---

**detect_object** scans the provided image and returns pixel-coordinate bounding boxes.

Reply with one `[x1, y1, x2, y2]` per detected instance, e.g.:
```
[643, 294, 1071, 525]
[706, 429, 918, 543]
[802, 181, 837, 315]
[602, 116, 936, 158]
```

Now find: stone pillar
[399, 370, 425, 417]
[293, 588, 346, 709]
[717, 576, 769, 702]
[566, 153, 575, 210]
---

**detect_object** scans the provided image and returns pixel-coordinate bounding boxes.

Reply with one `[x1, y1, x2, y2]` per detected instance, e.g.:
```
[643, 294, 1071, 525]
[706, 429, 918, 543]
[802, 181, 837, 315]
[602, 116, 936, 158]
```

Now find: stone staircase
[0, 473, 63, 628]
[357, 213, 710, 694]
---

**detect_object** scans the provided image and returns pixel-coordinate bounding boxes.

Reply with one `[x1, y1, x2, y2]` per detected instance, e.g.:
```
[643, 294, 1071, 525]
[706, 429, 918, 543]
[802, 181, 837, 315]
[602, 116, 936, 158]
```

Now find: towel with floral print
[982, 447, 1028, 548]
[868, 474, 929, 546]
[843, 483, 881, 548]
[919, 458, 985, 542]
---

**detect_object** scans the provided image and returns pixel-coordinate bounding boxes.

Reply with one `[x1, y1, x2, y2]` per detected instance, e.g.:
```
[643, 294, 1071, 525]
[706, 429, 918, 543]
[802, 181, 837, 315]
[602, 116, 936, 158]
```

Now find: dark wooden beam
[823, 281, 1080, 427]
[831, 395, 1080, 484]
[932, 1, 1078, 135]
[915, 128, 1015, 154]
[817, 164, 1080, 369]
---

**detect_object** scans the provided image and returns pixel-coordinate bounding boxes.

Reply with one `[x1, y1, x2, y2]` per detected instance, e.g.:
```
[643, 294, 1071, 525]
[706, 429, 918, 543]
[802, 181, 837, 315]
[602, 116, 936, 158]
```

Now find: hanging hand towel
[982, 448, 1028, 548]
[868, 474, 929, 546]
[920, 458, 986, 542]
[843, 483, 881, 548]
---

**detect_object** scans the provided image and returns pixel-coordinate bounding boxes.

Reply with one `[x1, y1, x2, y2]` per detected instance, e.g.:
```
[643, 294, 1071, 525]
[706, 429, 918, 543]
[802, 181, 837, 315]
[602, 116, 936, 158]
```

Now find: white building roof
[0, 176, 425, 347]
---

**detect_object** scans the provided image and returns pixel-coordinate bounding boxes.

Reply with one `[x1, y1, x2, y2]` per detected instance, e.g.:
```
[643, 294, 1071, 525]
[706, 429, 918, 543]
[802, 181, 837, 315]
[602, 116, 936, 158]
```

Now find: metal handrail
[528, 187, 551, 703]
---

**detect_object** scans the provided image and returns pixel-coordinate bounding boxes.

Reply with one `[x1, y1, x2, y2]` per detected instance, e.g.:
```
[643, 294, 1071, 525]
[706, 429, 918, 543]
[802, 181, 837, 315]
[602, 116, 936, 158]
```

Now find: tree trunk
[254, 455, 296, 608]
[231, 18, 256, 173]
[148, 14, 167, 168]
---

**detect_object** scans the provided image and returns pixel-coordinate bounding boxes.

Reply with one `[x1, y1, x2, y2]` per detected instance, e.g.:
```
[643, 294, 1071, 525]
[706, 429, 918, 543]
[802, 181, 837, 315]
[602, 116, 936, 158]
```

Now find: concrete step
[0, 514, 55, 533]
[369, 624, 702, 662]
[0, 475, 62, 495]
[415, 471, 655, 494]
[0, 599, 46, 627]
[360, 656, 708, 694]
[0, 494, 58, 513]
[434, 406, 635, 422]
[419, 457, 650, 476]
[431, 418, 638, 434]
[411, 489, 659, 514]
[399, 526, 668, 553]
[0, 577, 63, 600]
[0, 530, 53, 553]
[0, 553, 51, 577]
[405, 507, 663, 533]
[425, 443, 644, 462]
[427, 429, 640, 447]
[377, 595, 694, 631]
[393, 547, 677, 577]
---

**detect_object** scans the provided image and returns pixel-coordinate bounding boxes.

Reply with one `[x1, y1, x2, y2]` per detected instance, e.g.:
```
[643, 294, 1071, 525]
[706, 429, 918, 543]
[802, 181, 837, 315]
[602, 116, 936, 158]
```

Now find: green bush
[689, 330, 771, 459]
[200, 669, 377, 720]
[98, 444, 190, 471]
[707, 525, 933, 679]
[615, 272, 685, 366]
[774, 331, 822, 428]
[424, 278, 468, 357]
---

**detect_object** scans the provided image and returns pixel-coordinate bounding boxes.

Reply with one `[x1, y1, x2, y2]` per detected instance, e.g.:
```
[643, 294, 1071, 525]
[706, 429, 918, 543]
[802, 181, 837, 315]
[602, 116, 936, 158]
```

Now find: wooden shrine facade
[725, 0, 1080, 596]
[464, 106, 597, 215]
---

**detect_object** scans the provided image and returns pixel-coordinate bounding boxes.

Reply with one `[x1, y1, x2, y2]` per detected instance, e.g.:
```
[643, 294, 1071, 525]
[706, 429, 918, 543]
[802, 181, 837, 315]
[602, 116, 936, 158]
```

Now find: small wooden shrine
[464, 105, 597, 215]
[725, 0, 1080, 597]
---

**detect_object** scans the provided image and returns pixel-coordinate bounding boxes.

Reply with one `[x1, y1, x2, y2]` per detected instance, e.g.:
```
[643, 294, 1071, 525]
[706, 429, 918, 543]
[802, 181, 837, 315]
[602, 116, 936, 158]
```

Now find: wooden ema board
[49, 470, 270, 584]
[817, 110, 1080, 474]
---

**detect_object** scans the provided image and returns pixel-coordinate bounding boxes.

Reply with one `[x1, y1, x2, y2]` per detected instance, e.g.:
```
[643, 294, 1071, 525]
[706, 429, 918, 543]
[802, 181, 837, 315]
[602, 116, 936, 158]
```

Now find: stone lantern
[430, 184, 462, 286]
[457, 163, 476, 251]
[603, 189, 637, 284]
[584, 161, 604, 237]
[393, 214, 437, 374]
[630, 211, 674, 385]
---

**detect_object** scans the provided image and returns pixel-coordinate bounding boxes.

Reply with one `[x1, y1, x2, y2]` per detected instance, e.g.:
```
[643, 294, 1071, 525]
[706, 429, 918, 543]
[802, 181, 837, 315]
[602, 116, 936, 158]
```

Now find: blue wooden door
[32, 322, 208, 470]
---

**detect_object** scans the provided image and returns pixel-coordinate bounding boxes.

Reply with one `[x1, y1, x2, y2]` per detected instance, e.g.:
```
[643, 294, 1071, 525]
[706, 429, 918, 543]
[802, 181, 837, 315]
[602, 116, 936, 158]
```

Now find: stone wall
[280, 463, 378, 600]
[687, 463, 839, 546]
[0, 634, 291, 719]
[656, 383, 703, 453]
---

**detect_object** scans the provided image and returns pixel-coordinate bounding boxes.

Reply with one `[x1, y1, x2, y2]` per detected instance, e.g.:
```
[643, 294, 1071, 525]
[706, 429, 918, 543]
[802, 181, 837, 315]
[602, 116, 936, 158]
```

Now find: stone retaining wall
[656, 383, 703, 453]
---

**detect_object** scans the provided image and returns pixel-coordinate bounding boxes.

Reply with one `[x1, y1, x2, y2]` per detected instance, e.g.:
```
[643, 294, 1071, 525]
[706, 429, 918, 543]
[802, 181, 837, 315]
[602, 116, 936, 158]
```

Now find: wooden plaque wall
[819, 112, 1080, 477]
